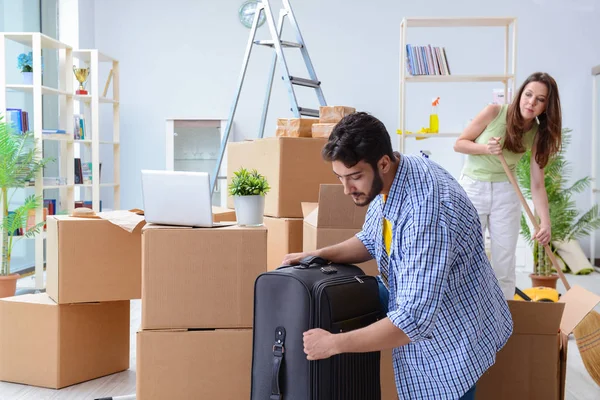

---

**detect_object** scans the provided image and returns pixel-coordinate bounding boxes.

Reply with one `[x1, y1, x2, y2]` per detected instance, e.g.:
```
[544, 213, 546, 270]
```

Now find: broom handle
[497, 154, 571, 290]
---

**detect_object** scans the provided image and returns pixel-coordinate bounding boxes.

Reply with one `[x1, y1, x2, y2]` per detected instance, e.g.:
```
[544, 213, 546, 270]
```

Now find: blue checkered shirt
[356, 154, 513, 399]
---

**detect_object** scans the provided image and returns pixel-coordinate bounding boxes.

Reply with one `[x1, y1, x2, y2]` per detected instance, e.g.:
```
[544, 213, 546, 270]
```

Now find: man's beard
[351, 172, 384, 207]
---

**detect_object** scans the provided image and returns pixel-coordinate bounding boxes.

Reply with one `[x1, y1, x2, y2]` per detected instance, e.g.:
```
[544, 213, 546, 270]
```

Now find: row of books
[5, 108, 29, 133]
[405, 44, 451, 76]
[3, 108, 88, 139]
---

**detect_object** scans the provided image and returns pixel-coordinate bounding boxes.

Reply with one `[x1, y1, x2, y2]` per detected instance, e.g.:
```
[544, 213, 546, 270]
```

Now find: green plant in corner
[516, 128, 600, 277]
[0, 116, 54, 277]
[228, 167, 270, 197]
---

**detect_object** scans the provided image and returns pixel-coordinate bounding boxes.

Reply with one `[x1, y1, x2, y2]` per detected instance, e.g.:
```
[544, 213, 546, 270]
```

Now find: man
[282, 112, 513, 400]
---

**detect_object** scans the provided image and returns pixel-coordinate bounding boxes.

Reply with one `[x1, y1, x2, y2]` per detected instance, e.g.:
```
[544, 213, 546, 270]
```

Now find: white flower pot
[234, 195, 265, 226]
[21, 72, 33, 85]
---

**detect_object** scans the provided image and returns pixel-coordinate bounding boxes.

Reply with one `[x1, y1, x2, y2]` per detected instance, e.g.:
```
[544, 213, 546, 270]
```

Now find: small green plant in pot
[0, 116, 53, 297]
[228, 167, 270, 226]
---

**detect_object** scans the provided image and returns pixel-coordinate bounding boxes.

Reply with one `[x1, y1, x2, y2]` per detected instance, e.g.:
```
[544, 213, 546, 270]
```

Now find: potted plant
[17, 52, 34, 85]
[517, 128, 600, 288]
[228, 167, 270, 226]
[0, 116, 53, 297]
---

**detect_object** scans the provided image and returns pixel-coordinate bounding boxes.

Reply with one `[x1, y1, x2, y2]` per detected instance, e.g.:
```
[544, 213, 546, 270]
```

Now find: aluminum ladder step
[297, 107, 320, 117]
[254, 39, 302, 48]
[289, 76, 320, 88]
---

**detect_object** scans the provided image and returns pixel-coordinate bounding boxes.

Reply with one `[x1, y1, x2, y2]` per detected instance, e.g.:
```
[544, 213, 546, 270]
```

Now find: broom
[498, 153, 600, 386]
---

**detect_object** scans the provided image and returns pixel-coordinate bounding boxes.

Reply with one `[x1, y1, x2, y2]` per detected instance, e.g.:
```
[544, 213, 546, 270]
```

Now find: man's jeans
[377, 275, 389, 314]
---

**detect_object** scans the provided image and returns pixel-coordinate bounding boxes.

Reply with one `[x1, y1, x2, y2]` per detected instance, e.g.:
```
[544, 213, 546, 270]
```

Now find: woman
[454, 72, 562, 299]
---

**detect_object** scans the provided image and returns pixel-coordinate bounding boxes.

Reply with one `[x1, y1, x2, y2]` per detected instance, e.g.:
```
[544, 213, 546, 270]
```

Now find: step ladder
[210, 0, 327, 194]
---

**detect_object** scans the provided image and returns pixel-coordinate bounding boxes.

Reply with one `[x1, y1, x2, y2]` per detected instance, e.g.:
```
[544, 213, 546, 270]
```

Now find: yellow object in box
[514, 286, 560, 302]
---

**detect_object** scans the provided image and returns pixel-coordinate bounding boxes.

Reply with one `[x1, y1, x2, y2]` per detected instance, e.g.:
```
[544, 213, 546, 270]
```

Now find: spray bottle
[429, 97, 440, 133]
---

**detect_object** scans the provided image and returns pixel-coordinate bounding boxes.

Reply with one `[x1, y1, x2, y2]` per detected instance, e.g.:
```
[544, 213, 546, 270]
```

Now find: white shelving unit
[0, 32, 75, 289]
[0, 34, 120, 289]
[165, 118, 230, 207]
[397, 17, 517, 153]
[396, 18, 532, 272]
[590, 64, 600, 266]
[72, 49, 121, 212]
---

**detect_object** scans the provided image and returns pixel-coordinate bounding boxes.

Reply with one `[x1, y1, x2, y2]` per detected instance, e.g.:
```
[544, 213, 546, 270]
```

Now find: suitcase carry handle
[294, 255, 329, 269]
[271, 326, 286, 400]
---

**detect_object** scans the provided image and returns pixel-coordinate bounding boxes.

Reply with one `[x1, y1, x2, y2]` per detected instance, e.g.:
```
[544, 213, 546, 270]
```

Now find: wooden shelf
[42, 133, 73, 142]
[3, 32, 72, 50]
[72, 49, 116, 63]
[6, 84, 72, 96]
[405, 74, 514, 83]
[74, 94, 119, 104]
[401, 17, 516, 28]
[401, 132, 462, 138]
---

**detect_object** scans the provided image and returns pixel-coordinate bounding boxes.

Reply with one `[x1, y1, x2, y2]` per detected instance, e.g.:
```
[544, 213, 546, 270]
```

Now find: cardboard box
[263, 216, 303, 270]
[142, 224, 267, 329]
[302, 184, 379, 276]
[212, 206, 236, 222]
[46, 215, 142, 304]
[319, 105, 356, 123]
[312, 122, 336, 138]
[137, 329, 252, 399]
[476, 286, 600, 400]
[275, 118, 320, 137]
[227, 137, 339, 218]
[0, 294, 129, 389]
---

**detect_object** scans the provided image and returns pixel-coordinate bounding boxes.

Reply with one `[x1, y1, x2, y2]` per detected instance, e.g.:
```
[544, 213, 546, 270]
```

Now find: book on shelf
[405, 44, 451, 76]
[5, 108, 29, 133]
[73, 114, 87, 140]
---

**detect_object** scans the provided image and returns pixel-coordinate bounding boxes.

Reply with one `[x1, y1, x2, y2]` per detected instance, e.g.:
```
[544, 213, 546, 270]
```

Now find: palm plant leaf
[516, 128, 598, 274]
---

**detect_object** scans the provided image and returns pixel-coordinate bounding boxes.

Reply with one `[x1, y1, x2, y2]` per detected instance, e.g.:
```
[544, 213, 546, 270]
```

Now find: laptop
[141, 170, 234, 228]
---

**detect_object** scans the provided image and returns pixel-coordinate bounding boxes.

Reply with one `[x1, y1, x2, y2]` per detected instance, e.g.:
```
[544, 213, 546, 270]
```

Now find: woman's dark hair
[322, 112, 395, 170]
[505, 72, 562, 168]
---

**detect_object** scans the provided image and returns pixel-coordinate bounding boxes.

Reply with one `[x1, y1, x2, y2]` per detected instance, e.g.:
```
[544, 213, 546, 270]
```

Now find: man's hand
[303, 328, 338, 361]
[281, 251, 313, 266]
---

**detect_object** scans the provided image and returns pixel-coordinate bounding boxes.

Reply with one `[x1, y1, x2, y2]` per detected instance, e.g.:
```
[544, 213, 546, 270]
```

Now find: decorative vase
[0, 273, 19, 298]
[21, 71, 33, 85]
[234, 195, 265, 226]
[529, 273, 559, 289]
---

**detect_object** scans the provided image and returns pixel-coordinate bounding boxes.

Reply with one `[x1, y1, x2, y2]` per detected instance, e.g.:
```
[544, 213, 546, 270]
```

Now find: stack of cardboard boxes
[136, 206, 266, 399]
[227, 106, 399, 399]
[0, 214, 141, 389]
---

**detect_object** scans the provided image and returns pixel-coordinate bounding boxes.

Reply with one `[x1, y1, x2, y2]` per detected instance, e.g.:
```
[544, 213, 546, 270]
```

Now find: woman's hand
[487, 137, 503, 155]
[534, 223, 551, 245]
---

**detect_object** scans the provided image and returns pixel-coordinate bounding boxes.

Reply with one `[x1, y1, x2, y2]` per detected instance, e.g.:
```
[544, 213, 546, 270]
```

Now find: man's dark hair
[322, 112, 395, 170]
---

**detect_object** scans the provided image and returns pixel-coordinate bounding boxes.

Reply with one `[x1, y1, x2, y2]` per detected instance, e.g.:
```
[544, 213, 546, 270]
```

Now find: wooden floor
[1, 270, 600, 399]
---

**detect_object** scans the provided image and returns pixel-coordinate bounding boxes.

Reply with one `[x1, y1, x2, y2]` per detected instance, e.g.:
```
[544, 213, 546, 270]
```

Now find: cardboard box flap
[558, 285, 600, 334]
[508, 301, 564, 335]
[302, 202, 319, 226]
[0, 293, 56, 305]
[313, 184, 367, 229]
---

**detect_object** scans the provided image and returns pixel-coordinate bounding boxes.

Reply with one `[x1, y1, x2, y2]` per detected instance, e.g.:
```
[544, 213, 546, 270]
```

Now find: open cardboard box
[302, 184, 378, 277]
[476, 285, 600, 400]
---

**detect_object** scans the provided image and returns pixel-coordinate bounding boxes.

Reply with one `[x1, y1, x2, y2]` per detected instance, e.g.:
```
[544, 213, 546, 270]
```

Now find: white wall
[91, 0, 600, 251]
